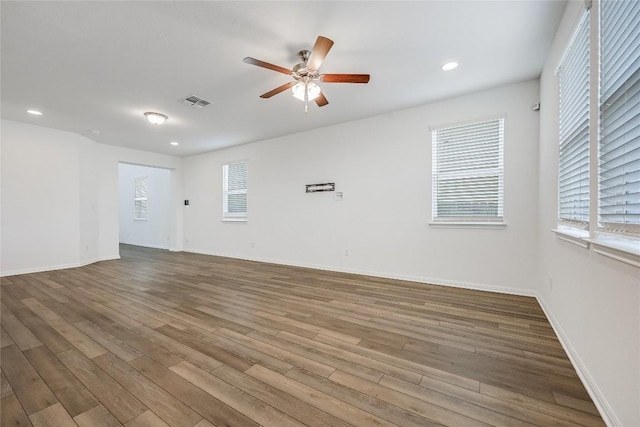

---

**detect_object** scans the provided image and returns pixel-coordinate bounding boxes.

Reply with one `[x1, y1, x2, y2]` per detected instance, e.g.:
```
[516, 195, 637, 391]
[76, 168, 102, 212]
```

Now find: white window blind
[432, 118, 504, 222]
[558, 11, 590, 229]
[599, 0, 640, 237]
[134, 176, 148, 220]
[223, 161, 247, 219]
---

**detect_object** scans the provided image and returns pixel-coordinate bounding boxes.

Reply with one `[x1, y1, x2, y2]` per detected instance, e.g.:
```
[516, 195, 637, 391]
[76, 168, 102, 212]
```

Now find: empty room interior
[1, 1, 639, 426]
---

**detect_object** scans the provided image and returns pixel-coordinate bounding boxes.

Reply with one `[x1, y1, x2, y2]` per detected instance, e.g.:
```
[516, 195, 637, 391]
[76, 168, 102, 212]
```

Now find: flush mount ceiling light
[27, 109, 43, 115]
[144, 112, 168, 124]
[441, 61, 459, 71]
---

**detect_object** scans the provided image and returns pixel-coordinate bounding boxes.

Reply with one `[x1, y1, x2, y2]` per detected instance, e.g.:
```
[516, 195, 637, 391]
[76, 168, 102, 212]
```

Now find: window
[432, 118, 504, 223]
[598, 0, 640, 238]
[134, 176, 148, 220]
[223, 161, 247, 220]
[553, 1, 640, 262]
[558, 11, 590, 229]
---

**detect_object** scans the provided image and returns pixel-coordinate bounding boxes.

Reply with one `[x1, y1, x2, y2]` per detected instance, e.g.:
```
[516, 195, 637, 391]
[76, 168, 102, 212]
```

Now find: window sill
[551, 228, 590, 249]
[222, 218, 247, 223]
[586, 235, 640, 268]
[429, 222, 507, 229]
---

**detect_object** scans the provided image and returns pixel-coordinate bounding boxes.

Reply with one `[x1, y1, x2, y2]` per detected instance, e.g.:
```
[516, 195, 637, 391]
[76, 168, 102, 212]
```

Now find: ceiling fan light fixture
[307, 82, 321, 101]
[441, 61, 459, 71]
[291, 83, 305, 101]
[292, 81, 320, 101]
[144, 112, 168, 125]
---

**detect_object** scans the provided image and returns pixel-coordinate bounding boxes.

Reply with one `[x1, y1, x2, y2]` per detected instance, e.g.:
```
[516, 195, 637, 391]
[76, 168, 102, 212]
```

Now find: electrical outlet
[549, 278, 553, 291]
[344, 249, 349, 257]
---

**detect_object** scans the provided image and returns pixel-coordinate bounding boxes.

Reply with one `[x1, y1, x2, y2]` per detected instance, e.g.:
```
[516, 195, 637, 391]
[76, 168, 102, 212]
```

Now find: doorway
[118, 163, 172, 250]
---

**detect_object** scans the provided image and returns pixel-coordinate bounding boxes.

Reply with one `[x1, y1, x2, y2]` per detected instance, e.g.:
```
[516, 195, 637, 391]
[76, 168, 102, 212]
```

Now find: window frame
[557, 10, 591, 230]
[597, 0, 640, 239]
[552, 0, 640, 265]
[430, 117, 506, 227]
[222, 160, 248, 221]
[133, 176, 148, 221]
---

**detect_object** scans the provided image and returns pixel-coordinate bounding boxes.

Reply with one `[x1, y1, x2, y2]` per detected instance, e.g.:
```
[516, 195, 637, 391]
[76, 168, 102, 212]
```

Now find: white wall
[1, 120, 81, 272]
[79, 140, 100, 265]
[118, 163, 172, 249]
[182, 80, 541, 293]
[0, 119, 184, 275]
[537, 2, 640, 426]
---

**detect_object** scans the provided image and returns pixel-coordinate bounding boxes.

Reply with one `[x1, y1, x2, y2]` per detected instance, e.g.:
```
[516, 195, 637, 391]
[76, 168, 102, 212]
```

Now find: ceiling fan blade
[243, 57, 292, 75]
[315, 92, 328, 107]
[260, 82, 295, 98]
[322, 74, 370, 84]
[306, 36, 334, 71]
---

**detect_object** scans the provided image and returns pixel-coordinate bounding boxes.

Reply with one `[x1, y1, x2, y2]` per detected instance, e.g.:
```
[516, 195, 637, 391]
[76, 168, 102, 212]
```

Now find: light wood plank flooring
[1, 244, 605, 426]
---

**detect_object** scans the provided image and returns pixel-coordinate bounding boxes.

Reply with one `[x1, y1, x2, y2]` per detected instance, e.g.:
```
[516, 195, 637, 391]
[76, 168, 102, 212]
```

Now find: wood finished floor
[1, 244, 604, 427]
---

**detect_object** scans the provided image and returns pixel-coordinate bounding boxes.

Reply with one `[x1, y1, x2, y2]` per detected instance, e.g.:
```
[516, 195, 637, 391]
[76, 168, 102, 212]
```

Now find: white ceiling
[1, 1, 566, 157]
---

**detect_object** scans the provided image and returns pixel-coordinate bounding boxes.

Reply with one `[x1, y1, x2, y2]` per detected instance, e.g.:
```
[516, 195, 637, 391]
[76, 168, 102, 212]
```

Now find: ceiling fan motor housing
[293, 50, 317, 79]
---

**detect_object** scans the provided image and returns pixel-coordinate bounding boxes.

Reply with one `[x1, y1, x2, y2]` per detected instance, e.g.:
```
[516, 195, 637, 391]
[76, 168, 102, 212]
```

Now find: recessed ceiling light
[170, 141, 179, 146]
[144, 112, 168, 125]
[441, 62, 459, 71]
[27, 109, 43, 115]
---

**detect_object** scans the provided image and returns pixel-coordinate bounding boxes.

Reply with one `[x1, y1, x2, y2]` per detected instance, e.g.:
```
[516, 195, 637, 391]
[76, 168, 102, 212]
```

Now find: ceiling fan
[243, 36, 370, 113]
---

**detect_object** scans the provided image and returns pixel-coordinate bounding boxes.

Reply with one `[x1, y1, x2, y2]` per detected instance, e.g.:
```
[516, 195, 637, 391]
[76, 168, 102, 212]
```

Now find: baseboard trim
[119, 242, 170, 250]
[185, 248, 617, 426]
[184, 249, 536, 297]
[535, 296, 620, 427]
[0, 254, 121, 277]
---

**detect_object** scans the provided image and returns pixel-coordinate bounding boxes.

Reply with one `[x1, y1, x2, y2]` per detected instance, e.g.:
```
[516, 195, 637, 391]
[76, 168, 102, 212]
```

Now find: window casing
[134, 176, 148, 221]
[558, 11, 590, 229]
[598, 0, 640, 238]
[432, 118, 504, 223]
[223, 161, 247, 219]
